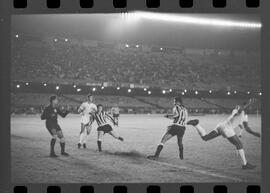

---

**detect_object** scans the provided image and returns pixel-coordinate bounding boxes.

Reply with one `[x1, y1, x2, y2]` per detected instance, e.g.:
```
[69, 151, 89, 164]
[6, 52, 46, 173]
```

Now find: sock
[195, 124, 207, 137]
[238, 149, 247, 165]
[60, 142, 65, 154]
[50, 138, 56, 154]
[179, 144, 184, 159]
[154, 144, 164, 157]
[79, 133, 84, 144]
[97, 140, 102, 152]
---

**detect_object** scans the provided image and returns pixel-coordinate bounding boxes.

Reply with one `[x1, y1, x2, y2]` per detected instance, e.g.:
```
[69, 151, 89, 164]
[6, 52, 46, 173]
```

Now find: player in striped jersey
[90, 104, 124, 152]
[147, 97, 188, 160]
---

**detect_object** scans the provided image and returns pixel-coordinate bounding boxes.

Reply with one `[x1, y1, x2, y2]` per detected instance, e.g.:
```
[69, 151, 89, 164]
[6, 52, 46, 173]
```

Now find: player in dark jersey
[147, 97, 188, 160]
[90, 104, 124, 152]
[41, 95, 70, 157]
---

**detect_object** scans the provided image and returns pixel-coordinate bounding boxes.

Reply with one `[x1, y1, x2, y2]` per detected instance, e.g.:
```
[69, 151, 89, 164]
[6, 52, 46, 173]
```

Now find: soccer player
[187, 99, 256, 169]
[90, 104, 124, 152]
[77, 94, 97, 149]
[111, 104, 120, 126]
[41, 95, 70, 157]
[147, 96, 188, 160]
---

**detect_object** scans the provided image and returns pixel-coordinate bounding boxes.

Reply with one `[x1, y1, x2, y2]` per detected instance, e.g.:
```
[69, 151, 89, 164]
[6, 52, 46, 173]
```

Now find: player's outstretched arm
[243, 122, 261, 138]
[239, 98, 255, 112]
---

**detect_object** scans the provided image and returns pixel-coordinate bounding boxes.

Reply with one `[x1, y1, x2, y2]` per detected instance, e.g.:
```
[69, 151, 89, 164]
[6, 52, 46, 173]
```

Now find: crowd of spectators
[11, 38, 260, 91]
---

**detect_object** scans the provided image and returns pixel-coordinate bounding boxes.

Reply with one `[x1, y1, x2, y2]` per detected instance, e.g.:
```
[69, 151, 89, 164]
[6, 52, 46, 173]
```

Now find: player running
[41, 95, 70, 157]
[77, 94, 97, 149]
[147, 96, 188, 160]
[90, 104, 124, 152]
[187, 99, 257, 169]
[111, 104, 120, 126]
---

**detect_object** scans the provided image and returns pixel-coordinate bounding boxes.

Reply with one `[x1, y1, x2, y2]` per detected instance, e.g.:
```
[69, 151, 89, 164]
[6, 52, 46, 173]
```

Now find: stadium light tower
[117, 87, 120, 90]
[162, 90, 166, 94]
[128, 88, 132, 93]
[43, 83, 47, 87]
[15, 34, 19, 38]
[56, 86, 60, 90]
[16, 84, 20, 88]
[92, 87, 96, 91]
[148, 91, 151, 95]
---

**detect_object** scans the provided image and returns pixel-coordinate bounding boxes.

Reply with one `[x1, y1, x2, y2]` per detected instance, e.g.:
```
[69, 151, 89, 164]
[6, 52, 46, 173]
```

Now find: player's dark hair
[87, 94, 93, 98]
[174, 96, 183, 104]
[49, 95, 57, 103]
[97, 104, 103, 108]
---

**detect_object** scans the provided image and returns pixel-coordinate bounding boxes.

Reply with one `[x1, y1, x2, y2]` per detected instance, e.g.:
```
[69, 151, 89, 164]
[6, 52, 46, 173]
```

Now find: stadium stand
[11, 36, 260, 91]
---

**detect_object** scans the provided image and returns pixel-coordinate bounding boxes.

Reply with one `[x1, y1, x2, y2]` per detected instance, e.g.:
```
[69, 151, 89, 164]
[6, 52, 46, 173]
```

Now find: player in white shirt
[187, 99, 257, 169]
[77, 94, 97, 148]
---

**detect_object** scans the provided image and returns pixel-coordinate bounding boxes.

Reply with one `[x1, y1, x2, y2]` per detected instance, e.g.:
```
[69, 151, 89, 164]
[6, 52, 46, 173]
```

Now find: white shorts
[81, 116, 90, 125]
[214, 123, 236, 138]
[242, 114, 248, 122]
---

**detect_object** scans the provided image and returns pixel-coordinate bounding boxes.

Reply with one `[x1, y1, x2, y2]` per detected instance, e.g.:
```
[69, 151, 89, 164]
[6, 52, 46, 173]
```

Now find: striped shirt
[92, 111, 116, 127]
[172, 105, 188, 126]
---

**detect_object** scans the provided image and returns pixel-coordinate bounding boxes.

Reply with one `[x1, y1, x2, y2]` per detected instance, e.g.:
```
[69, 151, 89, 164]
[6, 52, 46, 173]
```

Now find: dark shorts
[46, 124, 62, 136]
[97, 124, 113, 133]
[113, 114, 120, 118]
[167, 125, 186, 137]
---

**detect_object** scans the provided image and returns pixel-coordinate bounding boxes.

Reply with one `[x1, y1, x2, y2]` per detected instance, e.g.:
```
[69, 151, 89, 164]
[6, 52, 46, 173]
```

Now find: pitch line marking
[148, 160, 242, 181]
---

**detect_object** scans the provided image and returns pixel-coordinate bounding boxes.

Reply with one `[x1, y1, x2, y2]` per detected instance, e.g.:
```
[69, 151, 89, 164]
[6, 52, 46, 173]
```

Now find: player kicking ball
[90, 104, 124, 152]
[187, 99, 257, 169]
[41, 95, 70, 157]
[147, 97, 188, 161]
[77, 94, 97, 149]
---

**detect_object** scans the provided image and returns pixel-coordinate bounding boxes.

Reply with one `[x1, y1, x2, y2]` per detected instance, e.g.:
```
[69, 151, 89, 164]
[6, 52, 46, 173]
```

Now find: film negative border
[1, 0, 268, 193]
[12, 0, 260, 9]
[12, 184, 261, 193]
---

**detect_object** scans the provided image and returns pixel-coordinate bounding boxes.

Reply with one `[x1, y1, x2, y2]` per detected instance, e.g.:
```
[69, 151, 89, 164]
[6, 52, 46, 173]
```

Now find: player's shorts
[46, 124, 62, 136]
[167, 124, 186, 137]
[113, 114, 120, 118]
[214, 123, 236, 138]
[97, 124, 113, 133]
[81, 115, 90, 125]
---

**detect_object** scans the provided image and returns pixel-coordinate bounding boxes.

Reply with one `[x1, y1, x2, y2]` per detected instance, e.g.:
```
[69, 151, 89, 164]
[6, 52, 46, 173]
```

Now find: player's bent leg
[49, 129, 58, 157]
[201, 130, 220, 141]
[227, 135, 255, 169]
[147, 132, 174, 160]
[108, 131, 124, 141]
[177, 135, 184, 160]
[97, 130, 104, 152]
[57, 130, 69, 156]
